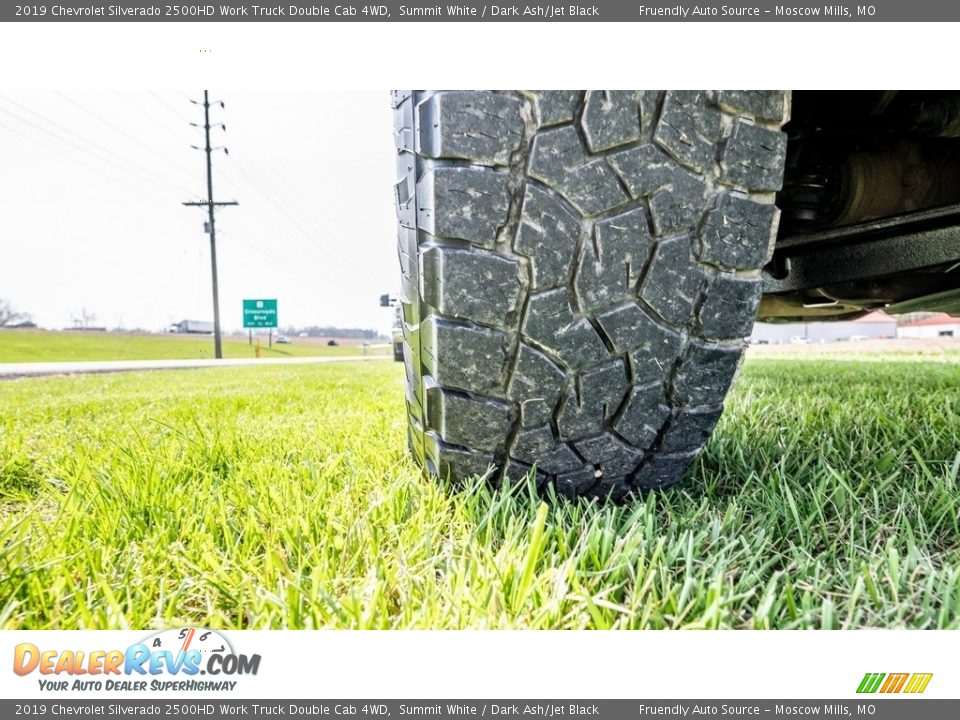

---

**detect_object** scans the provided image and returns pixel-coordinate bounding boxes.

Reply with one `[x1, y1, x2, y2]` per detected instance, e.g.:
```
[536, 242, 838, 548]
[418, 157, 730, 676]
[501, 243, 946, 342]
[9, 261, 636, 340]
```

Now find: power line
[57, 91, 200, 184]
[0, 100, 192, 199]
[0, 118, 180, 206]
[214, 205, 364, 293]
[182, 90, 237, 360]
[113, 92, 192, 144]
[220, 126, 370, 283]
[148, 90, 195, 125]
[209, 188, 365, 294]
[107, 91, 381, 313]
[219, 152, 371, 288]
[145, 243, 193, 311]
[222, 182, 369, 291]
[156, 91, 375, 289]
[148, 94, 375, 296]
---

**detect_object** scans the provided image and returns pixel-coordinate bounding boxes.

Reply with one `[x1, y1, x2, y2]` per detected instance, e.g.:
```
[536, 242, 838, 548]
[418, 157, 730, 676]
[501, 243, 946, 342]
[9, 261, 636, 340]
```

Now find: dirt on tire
[393, 90, 788, 501]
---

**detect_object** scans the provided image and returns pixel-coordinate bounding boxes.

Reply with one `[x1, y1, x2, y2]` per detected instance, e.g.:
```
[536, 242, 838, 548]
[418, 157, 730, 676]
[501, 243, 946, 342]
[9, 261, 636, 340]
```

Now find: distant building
[751, 310, 898, 344]
[897, 314, 960, 339]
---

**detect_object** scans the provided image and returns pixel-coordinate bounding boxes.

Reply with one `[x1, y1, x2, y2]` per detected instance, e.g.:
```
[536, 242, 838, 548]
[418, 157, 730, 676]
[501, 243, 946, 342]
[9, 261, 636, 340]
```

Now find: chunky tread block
[632, 452, 698, 490]
[648, 173, 708, 236]
[431, 438, 496, 483]
[609, 308, 684, 386]
[653, 90, 722, 174]
[720, 119, 788, 192]
[614, 381, 670, 450]
[699, 193, 779, 270]
[607, 143, 672, 198]
[717, 90, 786, 123]
[581, 91, 641, 153]
[529, 125, 629, 216]
[506, 343, 566, 427]
[515, 184, 582, 289]
[522, 288, 609, 369]
[608, 143, 708, 234]
[697, 273, 762, 340]
[660, 407, 724, 454]
[421, 245, 521, 327]
[533, 90, 582, 127]
[672, 341, 743, 407]
[574, 433, 643, 476]
[417, 167, 511, 247]
[556, 358, 629, 441]
[595, 302, 682, 375]
[640, 235, 705, 327]
[575, 207, 652, 314]
[555, 467, 598, 499]
[417, 91, 523, 166]
[421, 316, 509, 395]
[394, 90, 787, 500]
[512, 426, 583, 475]
[502, 458, 548, 489]
[427, 388, 513, 453]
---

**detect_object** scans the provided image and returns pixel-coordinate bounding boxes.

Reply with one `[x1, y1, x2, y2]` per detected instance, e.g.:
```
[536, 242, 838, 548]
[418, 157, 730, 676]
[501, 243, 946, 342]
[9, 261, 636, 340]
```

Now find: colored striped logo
[857, 672, 933, 694]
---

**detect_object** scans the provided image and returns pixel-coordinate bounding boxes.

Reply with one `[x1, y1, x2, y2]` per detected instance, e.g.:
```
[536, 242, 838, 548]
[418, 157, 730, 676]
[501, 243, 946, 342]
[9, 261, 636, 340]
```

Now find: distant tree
[0, 299, 30, 327]
[286, 325, 382, 339]
[71, 307, 98, 329]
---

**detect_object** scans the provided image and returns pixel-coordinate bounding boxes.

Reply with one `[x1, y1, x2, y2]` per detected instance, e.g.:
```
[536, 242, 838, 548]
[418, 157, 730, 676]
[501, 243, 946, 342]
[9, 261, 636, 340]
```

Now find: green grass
[1, 358, 958, 629]
[0, 329, 387, 362]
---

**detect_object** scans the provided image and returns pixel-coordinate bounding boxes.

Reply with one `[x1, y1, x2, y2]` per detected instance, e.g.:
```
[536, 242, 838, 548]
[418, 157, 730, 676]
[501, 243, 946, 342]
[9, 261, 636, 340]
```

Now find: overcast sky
[0, 91, 398, 334]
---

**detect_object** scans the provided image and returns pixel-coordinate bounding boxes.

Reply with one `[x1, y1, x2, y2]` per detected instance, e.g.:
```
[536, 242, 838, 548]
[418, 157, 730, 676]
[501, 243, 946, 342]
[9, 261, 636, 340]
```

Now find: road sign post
[243, 299, 278, 356]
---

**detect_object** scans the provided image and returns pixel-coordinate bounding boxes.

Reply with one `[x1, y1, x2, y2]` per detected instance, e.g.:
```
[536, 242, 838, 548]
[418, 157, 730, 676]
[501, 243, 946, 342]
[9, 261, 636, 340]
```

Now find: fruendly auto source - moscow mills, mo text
[637, 4, 872, 17]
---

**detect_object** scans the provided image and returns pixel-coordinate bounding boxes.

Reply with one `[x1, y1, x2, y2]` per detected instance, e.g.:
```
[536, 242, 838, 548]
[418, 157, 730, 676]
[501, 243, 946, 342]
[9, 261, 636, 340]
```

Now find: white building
[897, 314, 960, 339]
[751, 310, 898, 344]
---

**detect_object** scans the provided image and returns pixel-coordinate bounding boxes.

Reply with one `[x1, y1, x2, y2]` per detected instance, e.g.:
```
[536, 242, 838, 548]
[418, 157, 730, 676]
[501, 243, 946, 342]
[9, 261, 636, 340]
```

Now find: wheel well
[761, 91, 960, 321]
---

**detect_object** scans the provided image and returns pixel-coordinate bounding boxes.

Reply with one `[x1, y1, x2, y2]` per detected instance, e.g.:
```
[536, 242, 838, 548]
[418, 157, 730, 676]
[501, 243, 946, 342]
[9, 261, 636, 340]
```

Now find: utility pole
[183, 90, 237, 359]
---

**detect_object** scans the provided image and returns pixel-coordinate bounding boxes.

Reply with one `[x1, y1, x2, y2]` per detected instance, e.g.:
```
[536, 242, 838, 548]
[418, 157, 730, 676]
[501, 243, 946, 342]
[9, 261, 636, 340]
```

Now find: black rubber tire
[393, 342, 404, 362]
[393, 91, 788, 501]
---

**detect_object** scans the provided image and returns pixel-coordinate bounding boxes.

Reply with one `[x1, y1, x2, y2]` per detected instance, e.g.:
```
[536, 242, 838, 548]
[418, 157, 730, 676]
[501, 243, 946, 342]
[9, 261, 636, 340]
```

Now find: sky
[0, 91, 398, 335]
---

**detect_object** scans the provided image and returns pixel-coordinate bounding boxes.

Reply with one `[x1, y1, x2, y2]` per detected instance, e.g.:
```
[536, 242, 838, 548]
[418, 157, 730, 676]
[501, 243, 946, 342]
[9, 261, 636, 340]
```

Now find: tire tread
[393, 90, 787, 498]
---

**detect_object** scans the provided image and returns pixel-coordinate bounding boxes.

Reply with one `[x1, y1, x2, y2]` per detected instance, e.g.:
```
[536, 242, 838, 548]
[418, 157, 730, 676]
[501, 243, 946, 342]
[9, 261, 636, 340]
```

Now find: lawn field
[0, 329, 388, 362]
[1, 358, 959, 629]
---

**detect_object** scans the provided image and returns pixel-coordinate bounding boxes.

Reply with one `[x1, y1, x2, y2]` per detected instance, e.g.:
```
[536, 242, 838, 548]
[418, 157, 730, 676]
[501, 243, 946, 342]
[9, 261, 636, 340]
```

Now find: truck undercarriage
[763, 90, 960, 321]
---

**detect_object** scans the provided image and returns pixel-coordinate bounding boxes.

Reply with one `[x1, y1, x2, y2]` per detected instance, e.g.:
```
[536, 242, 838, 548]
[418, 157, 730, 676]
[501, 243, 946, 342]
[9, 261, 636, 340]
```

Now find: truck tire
[393, 90, 788, 501]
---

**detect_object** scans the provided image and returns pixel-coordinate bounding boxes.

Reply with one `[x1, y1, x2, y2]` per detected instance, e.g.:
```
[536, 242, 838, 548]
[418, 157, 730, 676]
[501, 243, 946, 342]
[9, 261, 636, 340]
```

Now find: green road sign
[243, 299, 278, 328]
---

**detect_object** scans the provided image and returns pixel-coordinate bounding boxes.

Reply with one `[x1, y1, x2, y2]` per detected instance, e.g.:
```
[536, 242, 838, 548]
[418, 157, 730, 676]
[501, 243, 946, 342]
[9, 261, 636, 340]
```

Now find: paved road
[0, 354, 390, 379]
